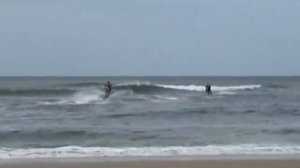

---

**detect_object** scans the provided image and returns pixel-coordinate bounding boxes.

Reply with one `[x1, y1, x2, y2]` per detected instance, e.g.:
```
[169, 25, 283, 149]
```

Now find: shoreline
[1, 155, 300, 168]
[1, 154, 300, 163]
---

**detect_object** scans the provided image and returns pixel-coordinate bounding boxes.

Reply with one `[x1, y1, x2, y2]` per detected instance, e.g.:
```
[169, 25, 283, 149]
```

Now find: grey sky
[0, 0, 299, 76]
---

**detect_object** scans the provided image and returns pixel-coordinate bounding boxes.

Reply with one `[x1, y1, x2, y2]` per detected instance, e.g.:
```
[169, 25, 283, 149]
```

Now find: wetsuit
[205, 84, 212, 95]
[105, 82, 112, 93]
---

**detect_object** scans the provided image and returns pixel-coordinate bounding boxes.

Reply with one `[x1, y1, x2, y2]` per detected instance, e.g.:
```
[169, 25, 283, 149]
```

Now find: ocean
[0, 76, 300, 159]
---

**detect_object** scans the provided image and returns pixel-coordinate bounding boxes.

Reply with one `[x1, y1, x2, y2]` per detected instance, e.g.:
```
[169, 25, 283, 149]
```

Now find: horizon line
[0, 75, 299, 78]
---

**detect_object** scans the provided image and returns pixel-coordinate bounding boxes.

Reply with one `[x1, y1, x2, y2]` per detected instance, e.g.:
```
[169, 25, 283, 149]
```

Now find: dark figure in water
[104, 81, 112, 95]
[205, 83, 212, 95]
[105, 81, 112, 91]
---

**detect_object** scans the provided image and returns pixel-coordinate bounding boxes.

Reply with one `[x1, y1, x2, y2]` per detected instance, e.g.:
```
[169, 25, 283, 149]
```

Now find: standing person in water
[105, 81, 112, 92]
[205, 83, 212, 95]
[104, 81, 112, 98]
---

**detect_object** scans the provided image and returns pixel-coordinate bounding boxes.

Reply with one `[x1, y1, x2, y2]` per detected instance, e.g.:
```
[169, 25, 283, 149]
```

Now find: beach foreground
[1, 159, 300, 168]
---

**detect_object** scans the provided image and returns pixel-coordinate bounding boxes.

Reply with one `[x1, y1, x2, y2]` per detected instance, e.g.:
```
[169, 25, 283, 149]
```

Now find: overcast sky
[0, 0, 299, 76]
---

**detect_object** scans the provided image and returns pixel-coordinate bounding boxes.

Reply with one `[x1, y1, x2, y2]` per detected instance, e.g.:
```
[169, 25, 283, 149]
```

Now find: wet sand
[1, 157, 300, 168]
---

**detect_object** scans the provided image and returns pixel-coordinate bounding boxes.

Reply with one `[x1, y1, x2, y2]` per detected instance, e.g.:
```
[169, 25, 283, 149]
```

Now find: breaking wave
[0, 82, 261, 97]
[38, 89, 106, 105]
[157, 84, 261, 92]
[0, 144, 300, 159]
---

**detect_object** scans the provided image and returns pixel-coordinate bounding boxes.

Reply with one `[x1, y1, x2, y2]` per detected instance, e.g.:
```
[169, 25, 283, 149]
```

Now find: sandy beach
[1, 157, 300, 168]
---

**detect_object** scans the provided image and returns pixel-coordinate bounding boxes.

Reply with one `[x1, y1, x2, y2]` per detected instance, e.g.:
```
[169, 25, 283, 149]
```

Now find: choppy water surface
[0, 77, 300, 158]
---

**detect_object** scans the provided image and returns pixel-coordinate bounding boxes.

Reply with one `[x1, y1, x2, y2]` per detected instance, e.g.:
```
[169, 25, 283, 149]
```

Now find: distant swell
[62, 82, 102, 87]
[262, 128, 300, 135]
[0, 89, 75, 96]
[0, 130, 100, 140]
[266, 84, 287, 89]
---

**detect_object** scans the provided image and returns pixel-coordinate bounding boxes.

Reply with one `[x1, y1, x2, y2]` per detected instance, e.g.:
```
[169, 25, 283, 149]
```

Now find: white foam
[115, 81, 151, 87]
[70, 90, 102, 104]
[157, 84, 261, 92]
[154, 95, 179, 101]
[212, 85, 261, 91]
[39, 89, 105, 105]
[1, 144, 300, 159]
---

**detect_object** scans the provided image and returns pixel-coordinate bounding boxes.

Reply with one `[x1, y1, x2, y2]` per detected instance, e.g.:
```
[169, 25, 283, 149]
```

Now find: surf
[1, 144, 300, 159]
[157, 84, 261, 92]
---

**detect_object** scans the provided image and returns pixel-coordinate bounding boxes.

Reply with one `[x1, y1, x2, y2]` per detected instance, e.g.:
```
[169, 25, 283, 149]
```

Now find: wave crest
[157, 84, 261, 92]
[0, 82, 262, 97]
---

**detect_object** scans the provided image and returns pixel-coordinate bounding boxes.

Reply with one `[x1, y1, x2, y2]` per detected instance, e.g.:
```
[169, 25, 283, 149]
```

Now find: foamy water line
[1, 145, 300, 159]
